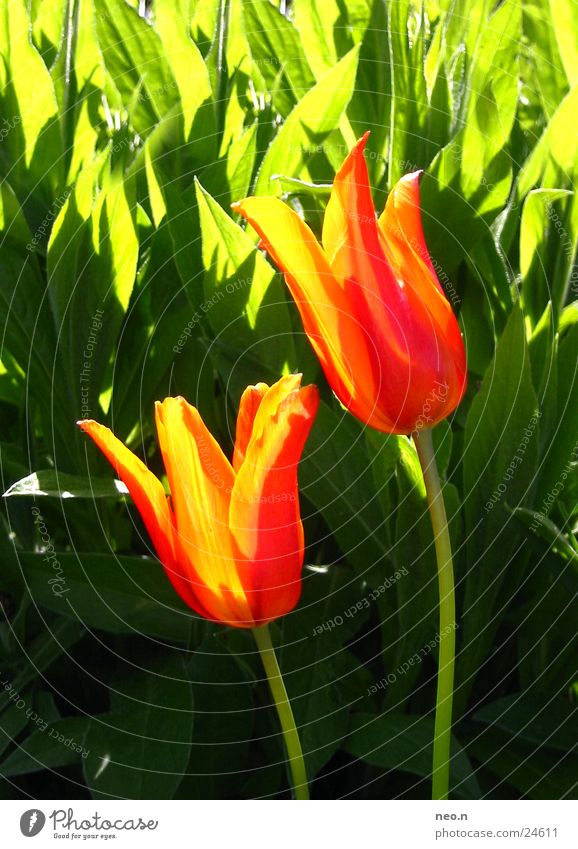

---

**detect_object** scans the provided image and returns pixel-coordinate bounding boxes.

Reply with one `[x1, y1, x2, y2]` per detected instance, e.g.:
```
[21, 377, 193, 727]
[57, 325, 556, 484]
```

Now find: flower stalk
[253, 623, 309, 800]
[413, 427, 456, 801]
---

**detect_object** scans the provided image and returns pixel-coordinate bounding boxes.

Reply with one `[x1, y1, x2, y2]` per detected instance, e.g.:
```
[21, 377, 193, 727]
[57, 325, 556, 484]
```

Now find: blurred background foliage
[0, 0, 577, 799]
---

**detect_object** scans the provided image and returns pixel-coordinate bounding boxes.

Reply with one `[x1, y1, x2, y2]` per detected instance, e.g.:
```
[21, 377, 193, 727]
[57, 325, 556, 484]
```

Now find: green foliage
[0, 0, 576, 801]
[346, 712, 480, 799]
[83, 654, 194, 799]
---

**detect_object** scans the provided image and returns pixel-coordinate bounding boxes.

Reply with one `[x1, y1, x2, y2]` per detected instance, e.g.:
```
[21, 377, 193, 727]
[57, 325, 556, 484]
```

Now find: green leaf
[442, 0, 492, 61]
[18, 552, 192, 642]
[74, 0, 107, 93]
[177, 636, 254, 799]
[141, 113, 209, 299]
[346, 0, 390, 180]
[0, 183, 63, 415]
[83, 653, 193, 799]
[560, 301, 578, 335]
[95, 0, 179, 136]
[50, 1, 82, 180]
[0, 0, 63, 201]
[459, 304, 540, 707]
[47, 158, 138, 435]
[277, 566, 371, 779]
[382, 437, 452, 708]
[0, 701, 31, 761]
[299, 401, 389, 577]
[50, 1, 104, 186]
[517, 568, 578, 695]
[459, 0, 520, 194]
[535, 323, 578, 509]
[521, 0, 570, 122]
[202, 122, 258, 209]
[466, 725, 578, 799]
[518, 83, 578, 196]
[108, 218, 206, 441]
[423, 1, 520, 272]
[195, 179, 295, 394]
[468, 231, 514, 328]
[520, 189, 575, 327]
[512, 507, 578, 566]
[423, 145, 512, 276]
[386, 0, 428, 189]
[529, 304, 559, 443]
[549, 0, 578, 87]
[293, 0, 345, 77]
[253, 46, 359, 196]
[474, 693, 578, 753]
[31, 0, 68, 65]
[243, 0, 316, 118]
[458, 276, 495, 377]
[346, 712, 480, 799]
[154, 0, 213, 139]
[510, 508, 578, 599]
[0, 618, 84, 714]
[3, 471, 128, 499]
[0, 716, 89, 777]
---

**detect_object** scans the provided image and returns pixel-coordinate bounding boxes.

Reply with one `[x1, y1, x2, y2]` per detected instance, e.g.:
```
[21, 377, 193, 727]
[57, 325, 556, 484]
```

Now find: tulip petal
[322, 133, 380, 270]
[319, 133, 433, 431]
[323, 137, 466, 431]
[378, 171, 447, 307]
[321, 133, 405, 320]
[155, 397, 253, 626]
[229, 379, 319, 625]
[378, 172, 467, 419]
[232, 382, 268, 473]
[232, 196, 376, 422]
[77, 420, 175, 564]
[77, 419, 211, 618]
[243, 374, 302, 453]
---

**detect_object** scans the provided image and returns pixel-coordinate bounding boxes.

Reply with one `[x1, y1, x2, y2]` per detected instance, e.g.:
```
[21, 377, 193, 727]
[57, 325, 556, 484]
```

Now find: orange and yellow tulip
[78, 375, 319, 628]
[233, 133, 467, 435]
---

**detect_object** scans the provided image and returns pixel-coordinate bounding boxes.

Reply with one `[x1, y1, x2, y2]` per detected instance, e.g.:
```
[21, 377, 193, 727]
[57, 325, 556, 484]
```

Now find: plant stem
[253, 623, 309, 800]
[413, 427, 456, 801]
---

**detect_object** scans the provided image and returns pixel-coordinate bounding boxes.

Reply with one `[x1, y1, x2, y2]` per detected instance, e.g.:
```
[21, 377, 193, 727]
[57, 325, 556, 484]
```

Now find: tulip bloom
[233, 133, 466, 435]
[78, 375, 319, 628]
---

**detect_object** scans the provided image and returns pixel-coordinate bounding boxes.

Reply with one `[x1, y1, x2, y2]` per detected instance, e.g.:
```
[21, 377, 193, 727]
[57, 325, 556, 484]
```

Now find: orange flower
[233, 133, 466, 435]
[78, 375, 319, 628]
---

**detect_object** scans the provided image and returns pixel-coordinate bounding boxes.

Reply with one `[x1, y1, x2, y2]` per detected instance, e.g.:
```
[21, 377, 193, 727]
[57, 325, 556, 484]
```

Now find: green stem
[253, 623, 309, 800]
[413, 427, 456, 801]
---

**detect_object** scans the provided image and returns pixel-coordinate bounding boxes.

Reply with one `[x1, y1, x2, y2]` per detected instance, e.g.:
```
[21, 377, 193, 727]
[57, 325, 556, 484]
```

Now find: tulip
[77, 374, 319, 629]
[234, 134, 468, 801]
[232, 132, 466, 435]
